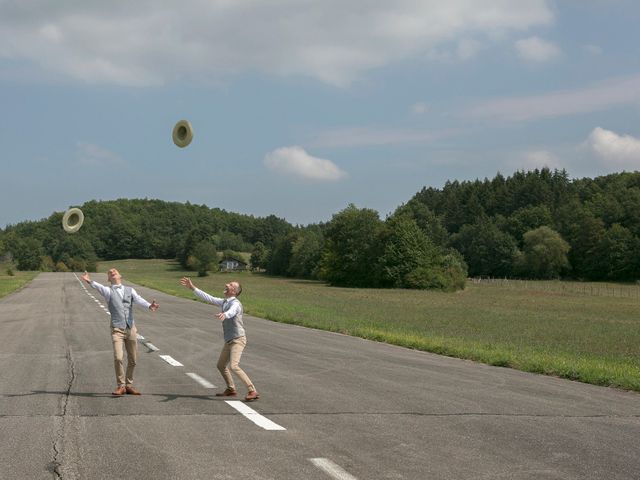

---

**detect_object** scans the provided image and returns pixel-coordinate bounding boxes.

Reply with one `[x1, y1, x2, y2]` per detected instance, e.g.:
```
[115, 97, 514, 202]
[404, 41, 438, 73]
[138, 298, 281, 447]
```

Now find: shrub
[404, 252, 467, 292]
[55, 261, 69, 272]
[41, 256, 56, 272]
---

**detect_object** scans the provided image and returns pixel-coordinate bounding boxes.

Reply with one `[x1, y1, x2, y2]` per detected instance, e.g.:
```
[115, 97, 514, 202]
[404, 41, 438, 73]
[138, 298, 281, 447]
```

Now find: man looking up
[81, 268, 159, 396]
[180, 277, 259, 402]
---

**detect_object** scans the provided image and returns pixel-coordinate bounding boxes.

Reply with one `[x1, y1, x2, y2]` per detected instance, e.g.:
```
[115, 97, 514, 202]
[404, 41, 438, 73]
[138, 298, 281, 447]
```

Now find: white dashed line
[185, 373, 216, 388]
[159, 355, 183, 367]
[144, 342, 159, 352]
[309, 459, 358, 480]
[225, 401, 286, 431]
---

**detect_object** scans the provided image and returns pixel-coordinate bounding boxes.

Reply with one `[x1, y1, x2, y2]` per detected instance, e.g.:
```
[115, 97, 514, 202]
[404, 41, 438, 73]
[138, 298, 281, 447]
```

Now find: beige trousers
[217, 336, 255, 392]
[111, 326, 137, 387]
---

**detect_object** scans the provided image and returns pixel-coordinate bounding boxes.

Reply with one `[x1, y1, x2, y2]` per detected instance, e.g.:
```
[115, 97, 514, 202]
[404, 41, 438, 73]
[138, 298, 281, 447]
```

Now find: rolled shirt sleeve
[89, 280, 111, 299]
[131, 288, 151, 310]
[193, 287, 224, 307]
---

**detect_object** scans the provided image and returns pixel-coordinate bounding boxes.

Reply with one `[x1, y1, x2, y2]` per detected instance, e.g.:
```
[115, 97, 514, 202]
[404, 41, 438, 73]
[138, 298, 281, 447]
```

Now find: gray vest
[108, 286, 134, 329]
[222, 298, 245, 343]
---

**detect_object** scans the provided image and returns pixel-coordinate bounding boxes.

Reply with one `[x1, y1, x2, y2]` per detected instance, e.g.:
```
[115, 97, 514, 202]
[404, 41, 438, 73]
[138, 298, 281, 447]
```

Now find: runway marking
[186, 372, 215, 388]
[225, 401, 286, 431]
[159, 355, 183, 367]
[137, 333, 159, 351]
[309, 458, 358, 480]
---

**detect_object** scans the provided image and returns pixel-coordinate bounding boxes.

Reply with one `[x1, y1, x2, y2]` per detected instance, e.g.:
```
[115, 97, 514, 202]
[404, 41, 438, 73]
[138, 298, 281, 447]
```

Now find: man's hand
[80, 271, 91, 283]
[180, 277, 195, 290]
[216, 312, 225, 321]
[149, 300, 159, 311]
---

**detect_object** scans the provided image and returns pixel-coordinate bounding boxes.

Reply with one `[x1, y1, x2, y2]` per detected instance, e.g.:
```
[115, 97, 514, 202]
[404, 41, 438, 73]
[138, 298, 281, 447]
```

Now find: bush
[404, 252, 467, 292]
[41, 256, 56, 272]
[6, 267, 14, 276]
[55, 261, 70, 272]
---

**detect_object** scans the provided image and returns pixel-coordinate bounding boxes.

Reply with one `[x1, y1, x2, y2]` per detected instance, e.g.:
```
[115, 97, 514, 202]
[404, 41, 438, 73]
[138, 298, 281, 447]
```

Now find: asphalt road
[1, 272, 639, 479]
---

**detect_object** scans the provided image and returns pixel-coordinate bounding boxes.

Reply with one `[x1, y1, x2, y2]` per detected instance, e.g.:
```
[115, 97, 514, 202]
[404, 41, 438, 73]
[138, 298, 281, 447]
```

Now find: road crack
[48, 345, 76, 479]
[49, 283, 78, 479]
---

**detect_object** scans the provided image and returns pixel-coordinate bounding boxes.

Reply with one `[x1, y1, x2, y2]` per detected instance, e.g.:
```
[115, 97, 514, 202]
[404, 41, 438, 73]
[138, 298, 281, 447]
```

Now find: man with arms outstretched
[180, 277, 259, 401]
[81, 269, 159, 395]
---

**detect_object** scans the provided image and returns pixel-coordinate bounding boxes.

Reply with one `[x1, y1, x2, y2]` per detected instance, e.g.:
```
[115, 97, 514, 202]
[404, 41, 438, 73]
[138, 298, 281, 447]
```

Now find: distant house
[219, 256, 248, 272]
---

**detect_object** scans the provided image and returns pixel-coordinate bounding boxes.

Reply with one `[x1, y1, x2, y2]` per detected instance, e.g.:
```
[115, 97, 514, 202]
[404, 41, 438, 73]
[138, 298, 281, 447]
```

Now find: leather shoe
[245, 390, 259, 402]
[125, 386, 141, 395]
[112, 386, 126, 396]
[215, 388, 237, 397]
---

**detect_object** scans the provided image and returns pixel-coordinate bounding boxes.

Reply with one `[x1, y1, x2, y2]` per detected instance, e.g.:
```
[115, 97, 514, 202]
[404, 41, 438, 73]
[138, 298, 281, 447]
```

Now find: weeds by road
[0, 263, 38, 299]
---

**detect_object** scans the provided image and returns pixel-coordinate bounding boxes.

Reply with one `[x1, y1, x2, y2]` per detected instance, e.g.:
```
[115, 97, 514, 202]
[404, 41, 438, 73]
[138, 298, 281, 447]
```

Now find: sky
[1, 0, 639, 228]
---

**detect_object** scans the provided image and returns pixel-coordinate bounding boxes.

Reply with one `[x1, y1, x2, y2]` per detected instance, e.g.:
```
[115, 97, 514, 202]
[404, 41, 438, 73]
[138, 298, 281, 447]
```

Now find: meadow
[91, 259, 640, 393]
[0, 262, 38, 299]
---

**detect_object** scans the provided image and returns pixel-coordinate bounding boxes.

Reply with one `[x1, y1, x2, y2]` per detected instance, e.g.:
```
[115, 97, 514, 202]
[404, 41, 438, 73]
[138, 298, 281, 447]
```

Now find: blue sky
[1, 0, 639, 228]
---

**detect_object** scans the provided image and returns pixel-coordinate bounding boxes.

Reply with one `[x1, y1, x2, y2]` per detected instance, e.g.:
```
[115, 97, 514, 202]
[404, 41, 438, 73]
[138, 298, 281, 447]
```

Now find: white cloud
[587, 127, 640, 168]
[264, 146, 346, 181]
[464, 73, 640, 121]
[410, 102, 428, 115]
[515, 36, 561, 62]
[456, 38, 484, 60]
[76, 142, 125, 167]
[0, 1, 554, 87]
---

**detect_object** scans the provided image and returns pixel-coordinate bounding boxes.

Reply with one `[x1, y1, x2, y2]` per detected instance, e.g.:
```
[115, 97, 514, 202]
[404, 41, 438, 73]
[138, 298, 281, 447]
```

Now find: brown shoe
[215, 388, 237, 397]
[245, 390, 259, 402]
[112, 386, 126, 396]
[125, 386, 141, 395]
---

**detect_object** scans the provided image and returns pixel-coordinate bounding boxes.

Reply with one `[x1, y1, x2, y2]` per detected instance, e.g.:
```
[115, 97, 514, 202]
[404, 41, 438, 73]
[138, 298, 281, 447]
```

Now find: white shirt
[89, 281, 151, 309]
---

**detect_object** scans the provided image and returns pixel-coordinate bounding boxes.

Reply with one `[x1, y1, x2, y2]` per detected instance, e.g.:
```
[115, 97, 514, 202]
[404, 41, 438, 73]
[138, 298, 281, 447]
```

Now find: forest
[2, 168, 639, 289]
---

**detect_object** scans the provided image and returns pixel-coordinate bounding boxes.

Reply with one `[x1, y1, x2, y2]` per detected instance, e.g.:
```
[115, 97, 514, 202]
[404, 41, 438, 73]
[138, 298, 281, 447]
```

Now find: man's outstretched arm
[81, 271, 110, 298]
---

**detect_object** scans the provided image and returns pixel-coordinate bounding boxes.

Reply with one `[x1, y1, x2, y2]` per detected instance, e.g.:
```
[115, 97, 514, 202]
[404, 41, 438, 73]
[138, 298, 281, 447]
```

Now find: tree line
[2, 168, 640, 289]
[410, 168, 640, 281]
[0, 199, 292, 274]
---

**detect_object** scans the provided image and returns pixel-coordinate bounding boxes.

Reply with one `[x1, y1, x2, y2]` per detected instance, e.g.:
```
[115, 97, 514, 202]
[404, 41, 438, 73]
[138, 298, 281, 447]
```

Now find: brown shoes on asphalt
[112, 386, 126, 396]
[215, 388, 260, 401]
[112, 385, 259, 401]
[244, 390, 260, 402]
[112, 386, 141, 396]
[215, 388, 238, 397]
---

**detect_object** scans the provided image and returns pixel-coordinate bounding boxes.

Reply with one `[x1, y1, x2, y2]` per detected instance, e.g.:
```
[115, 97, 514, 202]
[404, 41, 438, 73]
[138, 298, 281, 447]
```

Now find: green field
[0, 263, 38, 299]
[93, 259, 640, 392]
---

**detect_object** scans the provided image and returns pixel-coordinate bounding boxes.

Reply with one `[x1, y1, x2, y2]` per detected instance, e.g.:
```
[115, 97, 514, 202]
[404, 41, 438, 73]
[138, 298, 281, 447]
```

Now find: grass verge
[0, 263, 38, 299]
